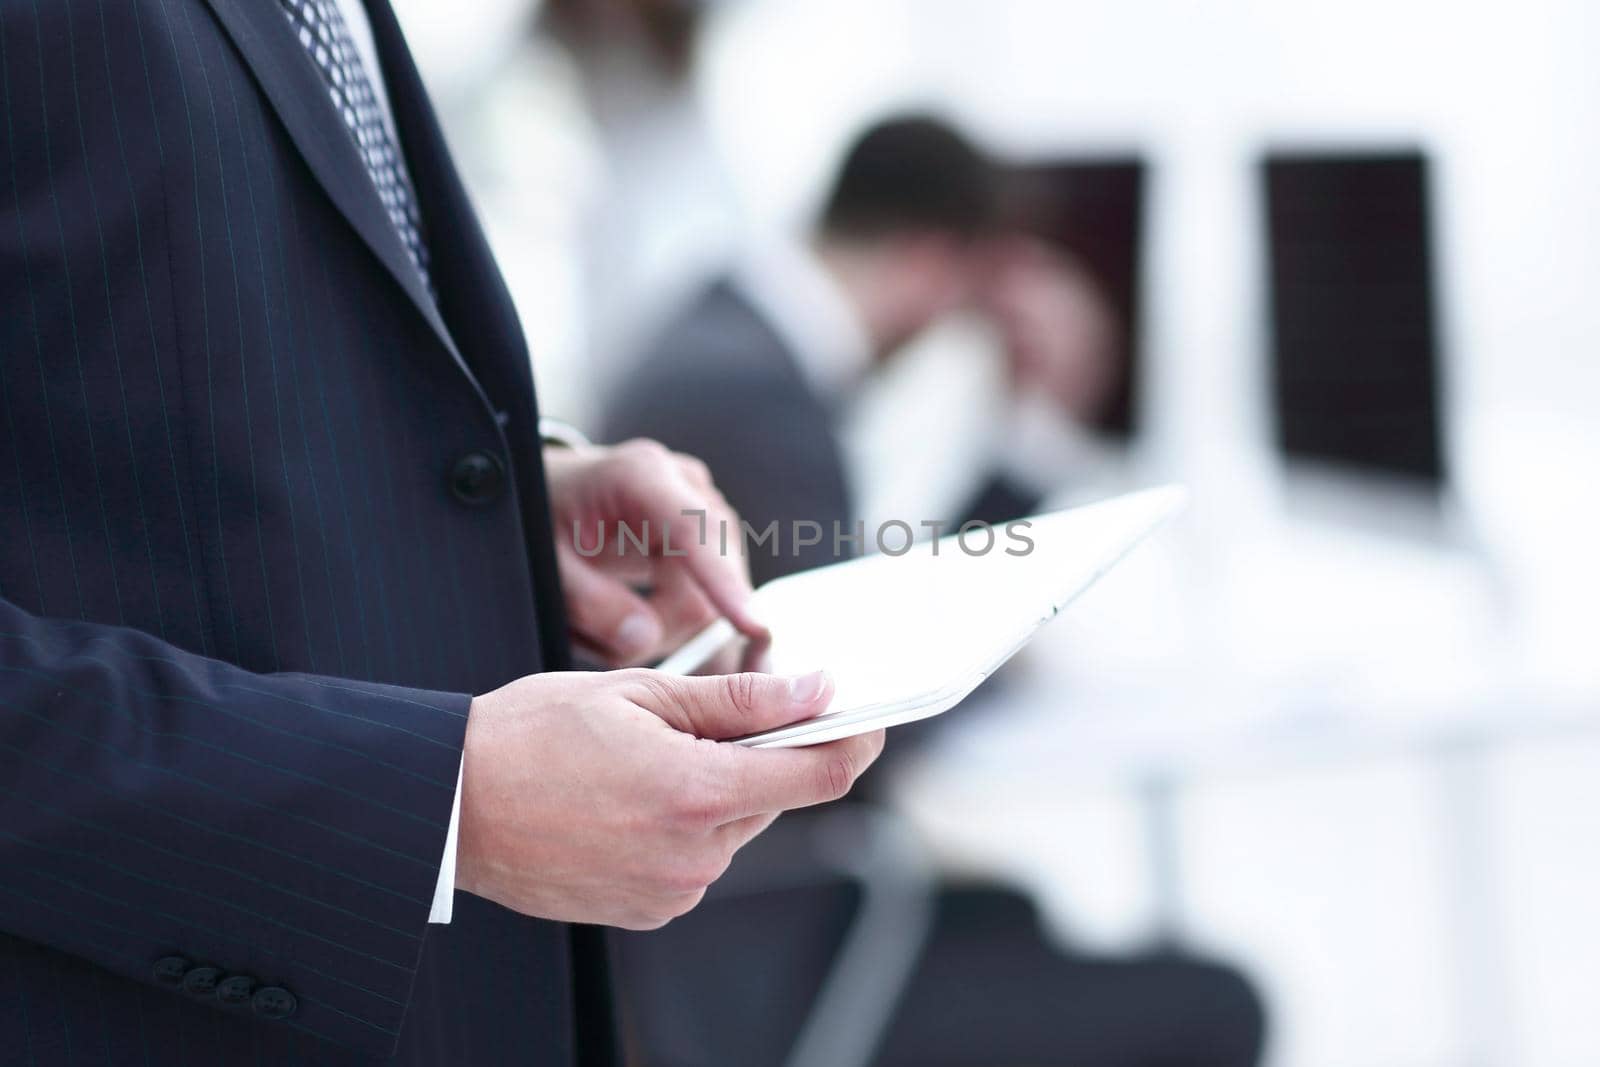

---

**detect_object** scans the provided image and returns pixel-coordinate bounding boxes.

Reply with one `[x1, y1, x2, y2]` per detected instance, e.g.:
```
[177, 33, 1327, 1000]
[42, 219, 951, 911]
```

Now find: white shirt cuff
[428, 759, 465, 923]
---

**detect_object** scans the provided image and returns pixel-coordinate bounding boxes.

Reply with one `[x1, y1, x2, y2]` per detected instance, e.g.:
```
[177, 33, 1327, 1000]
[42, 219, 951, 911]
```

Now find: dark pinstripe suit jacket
[0, 0, 611, 1063]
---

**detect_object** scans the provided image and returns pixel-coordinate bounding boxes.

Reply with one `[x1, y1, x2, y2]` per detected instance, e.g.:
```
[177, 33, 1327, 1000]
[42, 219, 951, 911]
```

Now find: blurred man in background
[602, 114, 1264, 1067]
[606, 116, 993, 581]
[604, 117, 1124, 583]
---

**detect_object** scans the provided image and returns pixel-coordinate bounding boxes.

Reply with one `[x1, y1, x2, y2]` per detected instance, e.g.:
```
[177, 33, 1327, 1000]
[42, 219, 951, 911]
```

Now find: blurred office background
[394, 2, 1598, 1064]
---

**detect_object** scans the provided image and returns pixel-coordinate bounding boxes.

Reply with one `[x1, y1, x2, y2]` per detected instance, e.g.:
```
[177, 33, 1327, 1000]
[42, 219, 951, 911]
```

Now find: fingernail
[788, 670, 828, 706]
[616, 612, 661, 655]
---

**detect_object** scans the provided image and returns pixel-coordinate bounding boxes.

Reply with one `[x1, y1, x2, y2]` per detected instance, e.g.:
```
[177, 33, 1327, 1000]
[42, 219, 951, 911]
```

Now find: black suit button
[181, 966, 223, 998]
[252, 985, 298, 1021]
[450, 451, 506, 506]
[152, 956, 189, 987]
[216, 974, 256, 1006]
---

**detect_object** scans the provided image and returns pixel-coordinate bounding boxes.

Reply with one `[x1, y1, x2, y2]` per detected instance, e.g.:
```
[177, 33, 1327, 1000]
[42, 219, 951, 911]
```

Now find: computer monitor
[1261, 150, 1447, 489]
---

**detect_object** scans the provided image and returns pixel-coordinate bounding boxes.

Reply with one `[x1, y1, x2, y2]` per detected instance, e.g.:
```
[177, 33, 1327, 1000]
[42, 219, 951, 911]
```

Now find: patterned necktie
[278, 0, 433, 294]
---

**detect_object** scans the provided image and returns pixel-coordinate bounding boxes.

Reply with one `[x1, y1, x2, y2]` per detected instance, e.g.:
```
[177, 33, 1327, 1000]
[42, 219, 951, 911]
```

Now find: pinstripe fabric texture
[0, 0, 599, 1063]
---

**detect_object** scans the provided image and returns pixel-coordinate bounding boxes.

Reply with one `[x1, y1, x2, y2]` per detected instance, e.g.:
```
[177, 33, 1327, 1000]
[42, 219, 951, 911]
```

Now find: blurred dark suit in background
[606, 277, 851, 585]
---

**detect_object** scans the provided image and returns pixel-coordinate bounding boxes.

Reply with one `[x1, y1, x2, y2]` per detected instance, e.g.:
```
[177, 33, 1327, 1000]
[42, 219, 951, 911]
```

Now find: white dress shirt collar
[732, 236, 874, 404]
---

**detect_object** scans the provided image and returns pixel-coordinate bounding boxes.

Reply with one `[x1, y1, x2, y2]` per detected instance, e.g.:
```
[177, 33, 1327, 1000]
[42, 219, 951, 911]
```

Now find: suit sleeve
[0, 594, 471, 1055]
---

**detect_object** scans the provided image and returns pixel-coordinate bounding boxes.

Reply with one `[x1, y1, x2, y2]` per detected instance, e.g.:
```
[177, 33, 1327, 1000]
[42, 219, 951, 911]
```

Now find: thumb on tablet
[640, 670, 833, 741]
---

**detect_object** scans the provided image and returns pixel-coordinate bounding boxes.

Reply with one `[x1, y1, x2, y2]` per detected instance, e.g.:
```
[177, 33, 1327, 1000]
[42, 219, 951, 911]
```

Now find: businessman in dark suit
[603, 117, 1265, 1067]
[0, 2, 885, 1064]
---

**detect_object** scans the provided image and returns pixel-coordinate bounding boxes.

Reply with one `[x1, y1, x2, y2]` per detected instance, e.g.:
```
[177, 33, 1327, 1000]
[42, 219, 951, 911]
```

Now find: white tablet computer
[657, 486, 1187, 748]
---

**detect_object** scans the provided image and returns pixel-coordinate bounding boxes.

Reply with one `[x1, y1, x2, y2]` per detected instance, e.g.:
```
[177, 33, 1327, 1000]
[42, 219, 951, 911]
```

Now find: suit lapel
[196, 0, 576, 674]
[196, 0, 480, 388]
[357, 0, 534, 395]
